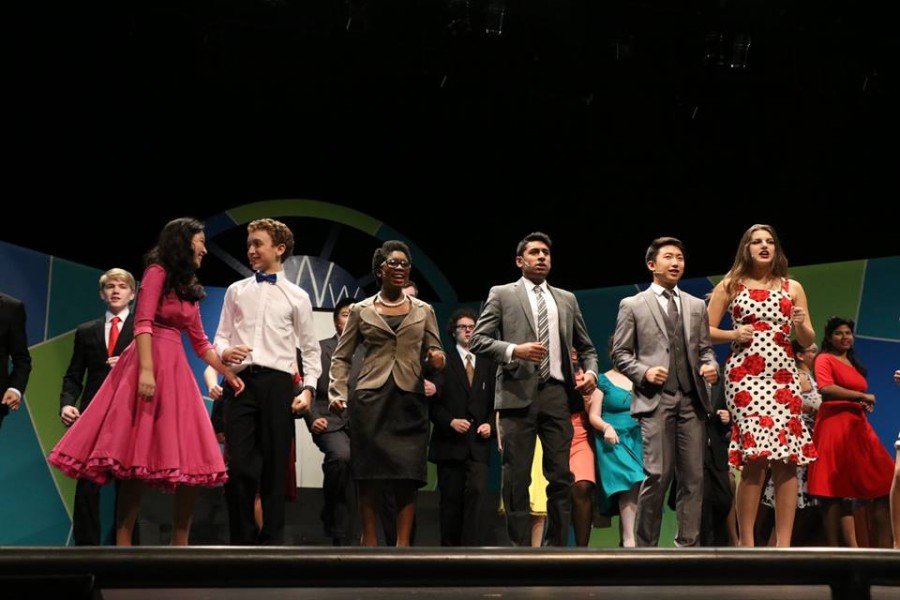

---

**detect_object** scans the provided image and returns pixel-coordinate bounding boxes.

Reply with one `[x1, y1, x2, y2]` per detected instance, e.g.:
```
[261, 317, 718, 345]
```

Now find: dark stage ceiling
[7, 0, 897, 301]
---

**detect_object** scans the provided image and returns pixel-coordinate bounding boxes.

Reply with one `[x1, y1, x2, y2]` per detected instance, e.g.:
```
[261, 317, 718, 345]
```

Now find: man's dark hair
[332, 297, 355, 322]
[644, 236, 685, 264]
[516, 231, 552, 256]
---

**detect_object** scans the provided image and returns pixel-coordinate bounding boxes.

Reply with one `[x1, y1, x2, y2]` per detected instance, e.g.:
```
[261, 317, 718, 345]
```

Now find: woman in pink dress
[49, 217, 244, 545]
[707, 223, 816, 547]
[808, 316, 893, 547]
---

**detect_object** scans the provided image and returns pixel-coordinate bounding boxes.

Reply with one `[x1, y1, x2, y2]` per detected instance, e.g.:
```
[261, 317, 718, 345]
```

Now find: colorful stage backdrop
[1, 200, 897, 546]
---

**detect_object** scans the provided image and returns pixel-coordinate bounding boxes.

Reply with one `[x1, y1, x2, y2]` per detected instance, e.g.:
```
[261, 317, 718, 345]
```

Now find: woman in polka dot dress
[707, 224, 817, 547]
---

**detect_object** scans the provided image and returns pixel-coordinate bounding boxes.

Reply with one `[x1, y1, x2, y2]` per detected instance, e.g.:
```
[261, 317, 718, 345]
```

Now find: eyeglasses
[455, 324, 475, 331]
[383, 258, 411, 269]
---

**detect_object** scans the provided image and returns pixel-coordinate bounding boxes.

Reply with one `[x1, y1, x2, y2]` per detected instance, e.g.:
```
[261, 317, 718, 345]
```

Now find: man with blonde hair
[59, 267, 136, 544]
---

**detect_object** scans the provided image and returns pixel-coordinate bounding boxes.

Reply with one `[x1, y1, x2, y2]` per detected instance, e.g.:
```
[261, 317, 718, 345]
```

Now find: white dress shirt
[105, 308, 130, 348]
[214, 271, 321, 388]
[456, 344, 474, 367]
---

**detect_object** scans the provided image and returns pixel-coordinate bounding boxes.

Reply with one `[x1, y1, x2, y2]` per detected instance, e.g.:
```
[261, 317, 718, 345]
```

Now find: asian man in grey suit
[612, 236, 719, 547]
[470, 231, 598, 546]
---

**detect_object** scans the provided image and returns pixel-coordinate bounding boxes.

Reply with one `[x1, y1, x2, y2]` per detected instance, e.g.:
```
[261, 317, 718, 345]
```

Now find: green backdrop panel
[858, 256, 900, 340]
[790, 261, 865, 340]
[28, 336, 79, 511]
[46, 259, 105, 339]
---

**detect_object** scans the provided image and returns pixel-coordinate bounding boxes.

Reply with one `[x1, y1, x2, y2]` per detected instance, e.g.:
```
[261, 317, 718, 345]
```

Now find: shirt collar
[650, 283, 679, 298]
[522, 277, 548, 293]
[106, 308, 129, 323]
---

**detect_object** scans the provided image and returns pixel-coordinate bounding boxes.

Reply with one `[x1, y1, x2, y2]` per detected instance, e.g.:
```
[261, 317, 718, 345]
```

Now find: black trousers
[701, 461, 734, 547]
[223, 368, 294, 545]
[498, 380, 573, 547]
[72, 479, 103, 545]
[311, 429, 356, 541]
[379, 487, 417, 546]
[71, 479, 137, 545]
[436, 458, 489, 546]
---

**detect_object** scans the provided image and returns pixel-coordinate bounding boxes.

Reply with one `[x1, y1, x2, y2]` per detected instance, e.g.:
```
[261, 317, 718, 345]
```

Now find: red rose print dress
[724, 279, 816, 468]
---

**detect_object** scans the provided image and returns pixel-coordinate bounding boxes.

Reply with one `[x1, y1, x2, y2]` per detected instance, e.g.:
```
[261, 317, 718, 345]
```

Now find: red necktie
[108, 316, 121, 357]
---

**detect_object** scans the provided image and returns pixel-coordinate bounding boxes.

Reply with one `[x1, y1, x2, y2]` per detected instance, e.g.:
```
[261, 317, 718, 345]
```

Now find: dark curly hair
[144, 217, 206, 302]
[819, 315, 866, 376]
[372, 240, 412, 284]
[446, 307, 478, 336]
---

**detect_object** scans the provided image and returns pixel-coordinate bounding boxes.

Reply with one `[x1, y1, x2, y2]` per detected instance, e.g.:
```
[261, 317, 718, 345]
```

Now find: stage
[2, 547, 898, 600]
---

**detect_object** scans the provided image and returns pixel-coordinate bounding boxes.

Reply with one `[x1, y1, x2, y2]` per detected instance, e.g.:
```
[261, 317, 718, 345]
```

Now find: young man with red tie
[59, 268, 136, 545]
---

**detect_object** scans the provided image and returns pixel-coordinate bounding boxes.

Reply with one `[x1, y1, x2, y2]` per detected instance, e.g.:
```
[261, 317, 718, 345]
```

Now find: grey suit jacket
[612, 287, 717, 416]
[329, 295, 443, 404]
[470, 279, 598, 411]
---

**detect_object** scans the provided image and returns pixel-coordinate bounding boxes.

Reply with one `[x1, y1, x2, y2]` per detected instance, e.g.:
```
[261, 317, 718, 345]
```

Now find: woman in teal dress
[588, 339, 644, 547]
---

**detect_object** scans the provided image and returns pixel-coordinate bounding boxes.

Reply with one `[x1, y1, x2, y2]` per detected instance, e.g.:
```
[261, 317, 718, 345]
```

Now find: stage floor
[3, 546, 898, 600]
[102, 585, 900, 600]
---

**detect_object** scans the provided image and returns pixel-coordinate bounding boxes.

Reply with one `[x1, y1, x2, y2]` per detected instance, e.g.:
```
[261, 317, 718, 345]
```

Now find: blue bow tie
[255, 272, 277, 284]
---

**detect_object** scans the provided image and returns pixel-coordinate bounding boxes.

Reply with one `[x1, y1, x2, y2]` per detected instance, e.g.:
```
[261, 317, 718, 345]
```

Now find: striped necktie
[535, 286, 550, 381]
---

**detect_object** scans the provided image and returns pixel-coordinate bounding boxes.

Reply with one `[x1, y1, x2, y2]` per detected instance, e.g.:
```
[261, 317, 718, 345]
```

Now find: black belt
[538, 378, 563, 389]
[243, 365, 281, 375]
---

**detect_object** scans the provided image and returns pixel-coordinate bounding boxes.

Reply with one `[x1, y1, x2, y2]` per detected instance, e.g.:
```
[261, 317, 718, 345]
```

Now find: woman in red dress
[808, 316, 893, 547]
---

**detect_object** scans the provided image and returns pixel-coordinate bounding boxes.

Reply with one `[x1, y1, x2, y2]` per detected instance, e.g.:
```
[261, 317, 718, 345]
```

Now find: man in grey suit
[470, 231, 599, 546]
[612, 236, 719, 547]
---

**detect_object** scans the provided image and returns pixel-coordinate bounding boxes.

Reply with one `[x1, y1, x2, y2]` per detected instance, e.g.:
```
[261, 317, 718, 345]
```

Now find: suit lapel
[360, 301, 395, 336]
[516, 281, 538, 337]
[448, 351, 469, 391]
[547, 285, 569, 342]
[473, 355, 492, 386]
[680, 292, 693, 341]
[396, 300, 425, 335]
[92, 318, 107, 353]
[642, 289, 670, 340]
[115, 314, 134, 354]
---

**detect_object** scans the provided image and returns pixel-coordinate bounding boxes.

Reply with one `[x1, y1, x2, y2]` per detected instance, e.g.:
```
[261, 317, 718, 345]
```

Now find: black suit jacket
[428, 350, 497, 464]
[304, 335, 364, 433]
[706, 379, 731, 472]
[60, 313, 135, 413]
[0, 293, 32, 421]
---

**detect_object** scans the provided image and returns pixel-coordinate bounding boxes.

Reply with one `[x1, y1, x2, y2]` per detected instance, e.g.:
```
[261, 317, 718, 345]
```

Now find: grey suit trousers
[635, 389, 705, 547]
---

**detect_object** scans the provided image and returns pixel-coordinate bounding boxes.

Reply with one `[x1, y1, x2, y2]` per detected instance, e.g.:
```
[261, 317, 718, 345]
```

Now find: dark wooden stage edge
[2, 547, 898, 600]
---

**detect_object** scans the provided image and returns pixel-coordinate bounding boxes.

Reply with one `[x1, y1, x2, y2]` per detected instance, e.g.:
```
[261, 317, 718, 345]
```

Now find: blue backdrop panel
[0, 241, 50, 347]
[852, 337, 900, 453]
[858, 256, 900, 341]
